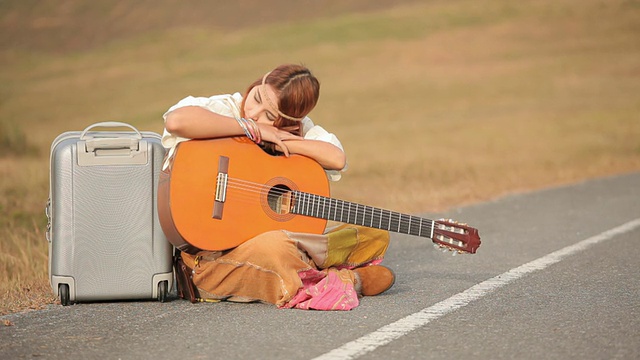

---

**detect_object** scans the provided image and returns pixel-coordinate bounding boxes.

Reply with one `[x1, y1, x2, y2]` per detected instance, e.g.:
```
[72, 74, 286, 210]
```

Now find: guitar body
[158, 137, 330, 253]
[159, 137, 481, 255]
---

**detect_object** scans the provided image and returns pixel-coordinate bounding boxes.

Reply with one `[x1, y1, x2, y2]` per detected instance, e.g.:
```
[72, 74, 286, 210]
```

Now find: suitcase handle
[80, 122, 143, 140]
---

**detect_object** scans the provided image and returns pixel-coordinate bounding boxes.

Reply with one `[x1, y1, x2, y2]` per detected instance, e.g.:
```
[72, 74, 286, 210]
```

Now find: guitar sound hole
[267, 184, 293, 215]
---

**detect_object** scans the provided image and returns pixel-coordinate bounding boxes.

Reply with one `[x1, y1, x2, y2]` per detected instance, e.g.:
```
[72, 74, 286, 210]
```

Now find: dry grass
[0, 158, 56, 314]
[1, 0, 639, 315]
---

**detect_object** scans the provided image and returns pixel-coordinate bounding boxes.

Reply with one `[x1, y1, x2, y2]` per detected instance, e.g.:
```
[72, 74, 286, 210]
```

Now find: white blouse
[162, 93, 346, 181]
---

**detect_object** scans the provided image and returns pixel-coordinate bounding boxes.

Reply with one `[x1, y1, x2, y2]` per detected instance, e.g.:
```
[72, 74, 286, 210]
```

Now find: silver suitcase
[46, 122, 173, 305]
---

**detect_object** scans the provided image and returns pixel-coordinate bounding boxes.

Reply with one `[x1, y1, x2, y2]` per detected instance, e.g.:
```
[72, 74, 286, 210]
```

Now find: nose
[245, 105, 270, 123]
[244, 105, 255, 118]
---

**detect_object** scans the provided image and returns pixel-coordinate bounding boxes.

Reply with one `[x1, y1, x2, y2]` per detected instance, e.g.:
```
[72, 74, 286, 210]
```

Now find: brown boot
[353, 265, 396, 296]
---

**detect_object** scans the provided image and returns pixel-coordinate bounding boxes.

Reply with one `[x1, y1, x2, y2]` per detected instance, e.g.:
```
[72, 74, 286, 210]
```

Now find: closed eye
[256, 90, 277, 121]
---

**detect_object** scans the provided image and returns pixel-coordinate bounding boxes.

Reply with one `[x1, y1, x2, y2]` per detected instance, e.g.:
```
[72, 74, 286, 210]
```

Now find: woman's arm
[279, 138, 347, 171]
[166, 106, 345, 170]
[166, 106, 303, 150]
[164, 106, 245, 139]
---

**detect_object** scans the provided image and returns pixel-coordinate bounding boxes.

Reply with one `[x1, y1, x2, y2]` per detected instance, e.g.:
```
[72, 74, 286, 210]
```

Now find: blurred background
[1, 0, 638, 314]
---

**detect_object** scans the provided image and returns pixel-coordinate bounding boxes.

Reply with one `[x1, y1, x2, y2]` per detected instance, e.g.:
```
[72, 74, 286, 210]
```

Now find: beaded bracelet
[244, 118, 262, 144]
[235, 117, 262, 144]
[235, 117, 252, 139]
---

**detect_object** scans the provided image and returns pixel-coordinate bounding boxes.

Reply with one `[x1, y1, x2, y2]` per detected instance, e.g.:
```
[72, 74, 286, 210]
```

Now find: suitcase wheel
[59, 284, 71, 306]
[158, 281, 168, 303]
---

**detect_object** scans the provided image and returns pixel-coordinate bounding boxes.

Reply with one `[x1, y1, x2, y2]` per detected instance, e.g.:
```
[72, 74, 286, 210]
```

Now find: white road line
[312, 218, 640, 360]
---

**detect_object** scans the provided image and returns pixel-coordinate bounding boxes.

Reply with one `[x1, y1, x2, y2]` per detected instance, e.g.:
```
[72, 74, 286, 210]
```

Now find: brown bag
[173, 250, 200, 303]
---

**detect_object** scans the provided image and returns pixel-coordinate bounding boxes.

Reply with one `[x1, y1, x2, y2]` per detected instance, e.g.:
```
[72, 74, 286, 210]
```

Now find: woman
[162, 64, 395, 310]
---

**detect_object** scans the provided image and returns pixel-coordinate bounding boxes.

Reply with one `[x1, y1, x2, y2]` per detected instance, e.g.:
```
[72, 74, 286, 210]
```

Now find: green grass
[1, 0, 639, 314]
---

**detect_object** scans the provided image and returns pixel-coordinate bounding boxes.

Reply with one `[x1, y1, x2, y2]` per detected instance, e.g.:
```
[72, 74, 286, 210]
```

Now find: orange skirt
[181, 224, 390, 310]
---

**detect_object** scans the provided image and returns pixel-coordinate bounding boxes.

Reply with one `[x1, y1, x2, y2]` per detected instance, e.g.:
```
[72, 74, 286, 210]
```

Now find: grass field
[1, 0, 639, 315]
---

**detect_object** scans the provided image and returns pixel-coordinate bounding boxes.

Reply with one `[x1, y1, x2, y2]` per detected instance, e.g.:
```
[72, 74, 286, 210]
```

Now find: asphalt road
[1, 172, 639, 360]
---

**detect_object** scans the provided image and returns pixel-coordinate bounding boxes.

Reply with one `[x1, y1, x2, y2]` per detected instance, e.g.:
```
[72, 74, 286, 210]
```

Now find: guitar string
[221, 178, 438, 235]
[224, 178, 433, 228]
[225, 187, 468, 250]
[225, 179, 423, 225]
[216, 186, 466, 252]
[212, 179, 468, 248]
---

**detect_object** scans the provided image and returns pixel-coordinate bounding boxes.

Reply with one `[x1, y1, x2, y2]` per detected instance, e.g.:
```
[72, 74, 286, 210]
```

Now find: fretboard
[291, 191, 435, 239]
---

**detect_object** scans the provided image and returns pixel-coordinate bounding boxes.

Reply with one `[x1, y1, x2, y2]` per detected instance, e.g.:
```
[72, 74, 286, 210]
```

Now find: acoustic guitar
[157, 137, 481, 255]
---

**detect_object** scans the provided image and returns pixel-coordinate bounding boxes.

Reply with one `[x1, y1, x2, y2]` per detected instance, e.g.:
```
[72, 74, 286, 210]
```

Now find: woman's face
[244, 85, 280, 125]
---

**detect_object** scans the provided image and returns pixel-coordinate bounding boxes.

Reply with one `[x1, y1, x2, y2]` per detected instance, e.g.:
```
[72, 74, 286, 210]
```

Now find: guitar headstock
[432, 219, 481, 254]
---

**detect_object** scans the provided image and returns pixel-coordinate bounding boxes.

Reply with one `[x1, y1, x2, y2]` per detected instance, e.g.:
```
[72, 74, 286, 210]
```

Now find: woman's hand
[254, 121, 346, 170]
[256, 122, 302, 157]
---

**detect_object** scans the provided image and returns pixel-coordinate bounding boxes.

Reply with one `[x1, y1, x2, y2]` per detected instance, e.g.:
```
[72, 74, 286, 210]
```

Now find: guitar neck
[291, 191, 435, 239]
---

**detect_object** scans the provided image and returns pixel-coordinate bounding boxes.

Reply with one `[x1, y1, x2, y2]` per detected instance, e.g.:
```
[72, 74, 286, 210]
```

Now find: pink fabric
[281, 268, 359, 311]
[282, 258, 384, 311]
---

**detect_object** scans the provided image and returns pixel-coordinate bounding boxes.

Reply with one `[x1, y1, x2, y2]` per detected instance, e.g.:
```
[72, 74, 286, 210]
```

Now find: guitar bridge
[215, 172, 228, 203]
[212, 156, 229, 219]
